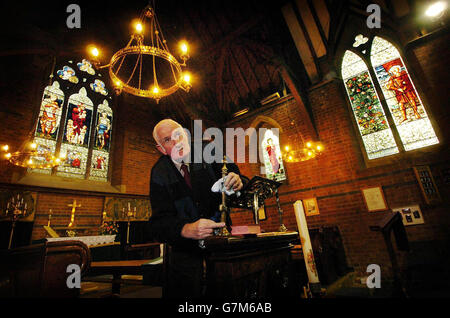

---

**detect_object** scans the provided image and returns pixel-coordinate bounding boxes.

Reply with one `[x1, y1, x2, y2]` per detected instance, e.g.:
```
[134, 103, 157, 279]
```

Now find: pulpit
[202, 231, 298, 297]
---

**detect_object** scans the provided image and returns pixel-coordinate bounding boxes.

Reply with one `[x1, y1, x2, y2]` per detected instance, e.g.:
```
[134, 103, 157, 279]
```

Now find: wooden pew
[0, 240, 90, 297]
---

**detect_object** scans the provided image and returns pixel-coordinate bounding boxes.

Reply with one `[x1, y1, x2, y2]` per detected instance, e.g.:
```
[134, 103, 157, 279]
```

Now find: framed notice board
[413, 166, 441, 204]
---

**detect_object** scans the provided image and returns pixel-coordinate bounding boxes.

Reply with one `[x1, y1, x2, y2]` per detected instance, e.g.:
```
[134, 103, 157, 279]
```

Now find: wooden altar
[203, 231, 298, 297]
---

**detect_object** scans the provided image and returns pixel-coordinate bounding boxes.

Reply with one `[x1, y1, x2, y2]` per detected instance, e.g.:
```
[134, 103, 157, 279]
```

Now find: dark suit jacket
[147, 154, 244, 253]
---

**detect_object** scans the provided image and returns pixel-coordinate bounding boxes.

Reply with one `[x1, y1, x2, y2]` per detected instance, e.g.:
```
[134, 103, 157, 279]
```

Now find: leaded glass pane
[90, 79, 108, 96]
[89, 150, 109, 181]
[35, 81, 64, 140]
[341, 50, 398, 159]
[30, 81, 65, 174]
[57, 65, 79, 84]
[89, 99, 113, 181]
[77, 59, 96, 75]
[261, 130, 286, 182]
[57, 144, 89, 179]
[57, 87, 94, 178]
[371, 36, 439, 151]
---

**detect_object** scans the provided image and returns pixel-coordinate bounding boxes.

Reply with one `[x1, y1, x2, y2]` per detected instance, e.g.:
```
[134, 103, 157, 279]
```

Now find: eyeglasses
[161, 136, 173, 146]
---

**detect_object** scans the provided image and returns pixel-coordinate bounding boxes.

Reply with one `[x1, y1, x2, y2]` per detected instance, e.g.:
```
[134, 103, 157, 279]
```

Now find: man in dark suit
[147, 119, 245, 298]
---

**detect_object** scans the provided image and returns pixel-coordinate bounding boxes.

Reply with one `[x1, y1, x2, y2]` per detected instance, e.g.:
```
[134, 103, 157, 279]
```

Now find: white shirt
[172, 159, 189, 177]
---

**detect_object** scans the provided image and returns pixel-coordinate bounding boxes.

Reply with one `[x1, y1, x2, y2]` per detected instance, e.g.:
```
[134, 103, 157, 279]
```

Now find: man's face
[156, 123, 191, 162]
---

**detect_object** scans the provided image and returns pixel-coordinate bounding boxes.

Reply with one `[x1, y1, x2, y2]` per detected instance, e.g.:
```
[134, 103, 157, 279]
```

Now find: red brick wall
[31, 194, 105, 241]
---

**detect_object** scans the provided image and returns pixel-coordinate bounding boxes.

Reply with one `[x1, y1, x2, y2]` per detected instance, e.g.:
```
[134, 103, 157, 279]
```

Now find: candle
[293, 201, 320, 284]
[128, 202, 130, 210]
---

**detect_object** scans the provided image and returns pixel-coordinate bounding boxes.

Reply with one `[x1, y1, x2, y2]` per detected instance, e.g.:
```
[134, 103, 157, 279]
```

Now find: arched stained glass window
[261, 129, 286, 181]
[30, 58, 114, 181]
[90, 100, 113, 181]
[371, 36, 439, 151]
[32, 81, 65, 174]
[341, 50, 399, 159]
[57, 87, 94, 179]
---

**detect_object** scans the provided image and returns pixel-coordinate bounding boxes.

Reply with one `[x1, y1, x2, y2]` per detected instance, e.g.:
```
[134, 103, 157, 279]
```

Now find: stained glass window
[371, 36, 439, 151]
[89, 100, 113, 181]
[341, 50, 399, 159]
[29, 58, 114, 181]
[32, 81, 65, 174]
[261, 130, 286, 182]
[57, 87, 94, 179]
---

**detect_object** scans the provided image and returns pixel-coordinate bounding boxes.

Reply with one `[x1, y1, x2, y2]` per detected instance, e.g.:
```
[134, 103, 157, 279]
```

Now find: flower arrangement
[99, 220, 119, 236]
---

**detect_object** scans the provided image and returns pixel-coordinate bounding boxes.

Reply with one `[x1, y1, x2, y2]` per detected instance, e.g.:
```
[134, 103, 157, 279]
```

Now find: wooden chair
[0, 240, 91, 297]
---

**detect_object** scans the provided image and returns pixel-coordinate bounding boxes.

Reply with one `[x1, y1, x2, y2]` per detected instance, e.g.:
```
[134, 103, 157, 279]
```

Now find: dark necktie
[180, 164, 191, 189]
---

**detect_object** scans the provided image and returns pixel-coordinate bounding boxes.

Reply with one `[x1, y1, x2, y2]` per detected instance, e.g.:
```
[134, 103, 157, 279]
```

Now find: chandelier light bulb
[1, 145, 8, 152]
[30, 142, 37, 149]
[152, 86, 160, 94]
[27, 159, 33, 165]
[183, 73, 191, 83]
[425, 1, 447, 17]
[91, 47, 99, 57]
[180, 42, 188, 53]
[306, 142, 312, 148]
[285, 145, 290, 151]
[135, 22, 143, 33]
[5, 153, 11, 159]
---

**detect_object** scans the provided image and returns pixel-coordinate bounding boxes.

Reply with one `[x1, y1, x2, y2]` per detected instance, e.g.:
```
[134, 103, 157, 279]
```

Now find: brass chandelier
[1, 142, 65, 169]
[89, 4, 192, 103]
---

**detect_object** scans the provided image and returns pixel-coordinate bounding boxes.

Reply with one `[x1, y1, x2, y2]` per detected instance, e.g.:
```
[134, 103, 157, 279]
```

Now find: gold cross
[67, 200, 81, 228]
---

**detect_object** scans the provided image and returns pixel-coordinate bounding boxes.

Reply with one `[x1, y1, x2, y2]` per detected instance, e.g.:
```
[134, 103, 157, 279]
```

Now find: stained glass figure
[94, 100, 113, 151]
[29, 81, 65, 175]
[57, 66, 79, 84]
[90, 150, 109, 182]
[63, 88, 93, 147]
[90, 100, 113, 181]
[35, 81, 64, 140]
[57, 88, 93, 178]
[371, 36, 439, 151]
[341, 50, 399, 159]
[57, 144, 89, 179]
[261, 130, 286, 182]
[77, 59, 96, 75]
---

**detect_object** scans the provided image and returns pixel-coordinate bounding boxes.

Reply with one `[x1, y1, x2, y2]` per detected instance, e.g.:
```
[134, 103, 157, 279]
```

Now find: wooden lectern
[202, 231, 298, 297]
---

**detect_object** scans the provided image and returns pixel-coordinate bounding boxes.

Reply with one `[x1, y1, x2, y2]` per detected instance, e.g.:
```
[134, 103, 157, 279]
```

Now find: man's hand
[224, 172, 243, 191]
[181, 219, 225, 240]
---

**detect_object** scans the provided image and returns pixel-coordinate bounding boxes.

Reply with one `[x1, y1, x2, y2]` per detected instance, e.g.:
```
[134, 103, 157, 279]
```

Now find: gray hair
[152, 119, 182, 146]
